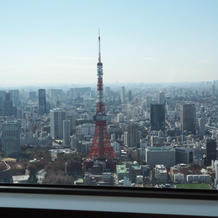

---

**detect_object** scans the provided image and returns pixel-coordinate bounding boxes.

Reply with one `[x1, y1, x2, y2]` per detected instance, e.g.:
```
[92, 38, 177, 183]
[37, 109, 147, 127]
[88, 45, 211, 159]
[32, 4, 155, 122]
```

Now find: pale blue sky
[0, 0, 217, 86]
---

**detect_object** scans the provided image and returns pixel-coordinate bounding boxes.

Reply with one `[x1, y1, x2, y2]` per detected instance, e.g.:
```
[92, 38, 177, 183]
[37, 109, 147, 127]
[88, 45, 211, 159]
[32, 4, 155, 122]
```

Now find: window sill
[0, 184, 217, 217]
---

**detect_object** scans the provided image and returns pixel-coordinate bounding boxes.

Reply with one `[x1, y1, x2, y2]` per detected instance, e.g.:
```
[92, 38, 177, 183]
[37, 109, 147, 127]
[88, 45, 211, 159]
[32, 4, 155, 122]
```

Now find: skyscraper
[146, 96, 152, 112]
[9, 89, 20, 107]
[38, 89, 47, 115]
[127, 90, 132, 102]
[2, 121, 21, 157]
[50, 109, 66, 140]
[29, 91, 37, 101]
[120, 86, 125, 103]
[150, 104, 165, 131]
[181, 104, 196, 134]
[158, 91, 165, 104]
[63, 120, 71, 147]
[198, 117, 206, 136]
[126, 123, 140, 148]
[205, 139, 217, 166]
[3, 93, 14, 116]
[0, 91, 5, 116]
[105, 87, 111, 97]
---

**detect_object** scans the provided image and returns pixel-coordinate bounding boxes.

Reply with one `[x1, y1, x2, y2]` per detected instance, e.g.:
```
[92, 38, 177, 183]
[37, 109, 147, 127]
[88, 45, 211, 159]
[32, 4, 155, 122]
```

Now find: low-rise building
[214, 160, 218, 185]
[12, 175, 30, 184]
[175, 147, 193, 164]
[136, 175, 143, 184]
[173, 173, 185, 183]
[129, 161, 142, 182]
[186, 174, 212, 184]
[154, 164, 168, 183]
[146, 146, 175, 168]
[116, 164, 129, 180]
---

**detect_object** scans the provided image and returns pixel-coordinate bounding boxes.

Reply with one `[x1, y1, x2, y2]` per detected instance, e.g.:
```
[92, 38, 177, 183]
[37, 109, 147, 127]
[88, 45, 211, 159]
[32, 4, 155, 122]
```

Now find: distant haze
[0, 0, 217, 86]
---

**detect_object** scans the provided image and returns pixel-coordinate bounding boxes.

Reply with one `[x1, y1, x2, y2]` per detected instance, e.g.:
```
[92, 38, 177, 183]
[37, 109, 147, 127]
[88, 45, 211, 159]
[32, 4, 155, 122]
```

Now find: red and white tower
[88, 33, 116, 160]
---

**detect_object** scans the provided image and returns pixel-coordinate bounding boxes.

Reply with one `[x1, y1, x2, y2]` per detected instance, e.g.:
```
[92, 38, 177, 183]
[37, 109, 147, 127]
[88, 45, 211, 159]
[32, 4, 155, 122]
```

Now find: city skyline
[0, 0, 217, 86]
[0, 77, 217, 188]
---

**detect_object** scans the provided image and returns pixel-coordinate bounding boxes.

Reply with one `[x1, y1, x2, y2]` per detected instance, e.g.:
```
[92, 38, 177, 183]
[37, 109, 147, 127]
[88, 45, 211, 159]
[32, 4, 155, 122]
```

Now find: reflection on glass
[0, 0, 217, 190]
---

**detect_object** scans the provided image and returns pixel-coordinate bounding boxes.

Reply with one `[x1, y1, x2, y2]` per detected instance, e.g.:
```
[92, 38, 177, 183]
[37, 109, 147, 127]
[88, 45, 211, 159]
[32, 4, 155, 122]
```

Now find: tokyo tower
[88, 33, 116, 160]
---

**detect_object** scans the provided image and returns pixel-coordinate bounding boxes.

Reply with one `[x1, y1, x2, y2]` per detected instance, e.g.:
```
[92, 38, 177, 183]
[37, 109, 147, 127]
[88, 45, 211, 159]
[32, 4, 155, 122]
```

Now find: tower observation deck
[87, 33, 116, 161]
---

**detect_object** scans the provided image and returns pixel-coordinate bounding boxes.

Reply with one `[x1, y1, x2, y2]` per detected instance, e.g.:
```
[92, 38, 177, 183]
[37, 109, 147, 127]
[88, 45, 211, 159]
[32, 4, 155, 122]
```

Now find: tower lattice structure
[88, 33, 116, 160]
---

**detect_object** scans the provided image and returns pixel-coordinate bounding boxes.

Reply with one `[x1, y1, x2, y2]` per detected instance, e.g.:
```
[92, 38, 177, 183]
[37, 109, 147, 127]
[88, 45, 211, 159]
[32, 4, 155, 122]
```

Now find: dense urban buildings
[0, 37, 217, 190]
[0, 80, 217, 189]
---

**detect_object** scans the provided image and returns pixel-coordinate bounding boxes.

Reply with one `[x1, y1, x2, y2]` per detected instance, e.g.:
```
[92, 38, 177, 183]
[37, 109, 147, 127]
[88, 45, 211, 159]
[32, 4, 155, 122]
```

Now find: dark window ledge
[0, 184, 217, 217]
[0, 208, 217, 218]
[0, 183, 217, 200]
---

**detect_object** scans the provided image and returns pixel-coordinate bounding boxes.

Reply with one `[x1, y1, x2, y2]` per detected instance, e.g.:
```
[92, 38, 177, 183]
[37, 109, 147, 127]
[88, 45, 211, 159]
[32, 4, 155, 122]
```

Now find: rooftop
[146, 146, 175, 151]
[116, 165, 129, 174]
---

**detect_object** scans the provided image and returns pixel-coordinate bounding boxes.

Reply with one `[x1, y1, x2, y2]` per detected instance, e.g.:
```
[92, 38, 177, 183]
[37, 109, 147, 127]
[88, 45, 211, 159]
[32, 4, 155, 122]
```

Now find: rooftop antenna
[98, 28, 101, 63]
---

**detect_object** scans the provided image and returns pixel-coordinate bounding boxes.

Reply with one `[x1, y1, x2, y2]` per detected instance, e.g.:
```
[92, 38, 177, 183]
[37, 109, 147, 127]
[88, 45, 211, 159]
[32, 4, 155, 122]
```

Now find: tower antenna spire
[98, 29, 101, 63]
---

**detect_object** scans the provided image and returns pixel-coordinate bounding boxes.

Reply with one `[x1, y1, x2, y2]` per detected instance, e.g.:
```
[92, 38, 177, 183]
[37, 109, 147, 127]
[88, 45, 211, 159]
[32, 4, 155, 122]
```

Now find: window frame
[0, 184, 217, 218]
[0, 207, 217, 218]
[0, 183, 217, 200]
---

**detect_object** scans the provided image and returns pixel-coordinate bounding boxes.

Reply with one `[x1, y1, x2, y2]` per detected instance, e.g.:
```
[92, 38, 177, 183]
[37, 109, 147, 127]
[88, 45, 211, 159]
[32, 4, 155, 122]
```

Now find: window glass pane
[0, 0, 217, 190]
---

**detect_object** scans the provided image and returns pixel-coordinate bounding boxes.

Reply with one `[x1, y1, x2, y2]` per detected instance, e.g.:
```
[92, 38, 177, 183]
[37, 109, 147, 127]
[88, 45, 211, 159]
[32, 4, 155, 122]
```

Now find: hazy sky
[0, 0, 217, 86]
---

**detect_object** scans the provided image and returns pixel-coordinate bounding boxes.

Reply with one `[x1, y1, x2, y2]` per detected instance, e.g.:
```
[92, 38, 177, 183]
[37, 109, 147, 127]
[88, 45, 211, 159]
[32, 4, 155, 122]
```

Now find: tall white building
[117, 113, 124, 123]
[158, 91, 165, 104]
[124, 131, 128, 145]
[63, 120, 70, 147]
[105, 86, 111, 98]
[50, 108, 66, 139]
[120, 86, 125, 103]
